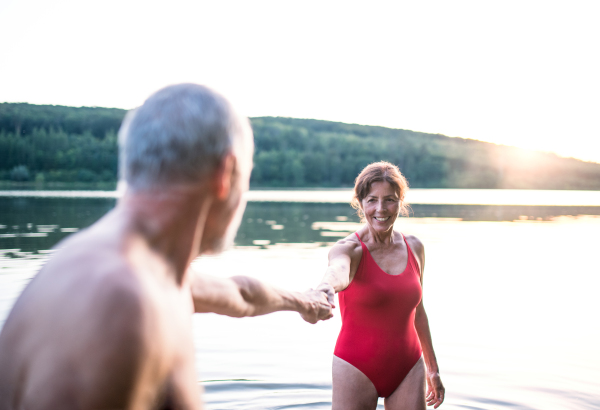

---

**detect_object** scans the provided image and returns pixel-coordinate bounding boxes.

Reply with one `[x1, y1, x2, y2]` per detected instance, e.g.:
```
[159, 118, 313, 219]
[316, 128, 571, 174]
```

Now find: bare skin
[317, 180, 445, 409]
[0, 151, 333, 410]
[190, 271, 333, 324]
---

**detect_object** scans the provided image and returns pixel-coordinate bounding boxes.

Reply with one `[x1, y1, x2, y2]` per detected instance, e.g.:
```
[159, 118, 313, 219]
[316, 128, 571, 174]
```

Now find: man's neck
[117, 184, 213, 285]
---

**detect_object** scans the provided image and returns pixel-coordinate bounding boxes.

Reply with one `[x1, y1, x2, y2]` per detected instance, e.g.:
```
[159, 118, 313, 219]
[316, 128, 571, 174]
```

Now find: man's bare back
[0, 210, 202, 409]
[0, 84, 334, 409]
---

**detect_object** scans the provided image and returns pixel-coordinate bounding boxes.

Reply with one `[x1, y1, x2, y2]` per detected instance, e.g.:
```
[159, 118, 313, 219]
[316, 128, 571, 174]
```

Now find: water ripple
[202, 380, 335, 410]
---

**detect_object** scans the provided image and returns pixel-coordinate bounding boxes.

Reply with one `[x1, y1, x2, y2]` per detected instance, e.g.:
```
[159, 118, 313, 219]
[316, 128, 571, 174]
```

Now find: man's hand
[299, 288, 334, 324]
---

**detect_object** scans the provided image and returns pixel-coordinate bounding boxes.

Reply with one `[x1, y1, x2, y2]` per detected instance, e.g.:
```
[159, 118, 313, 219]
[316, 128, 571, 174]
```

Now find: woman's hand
[426, 371, 445, 408]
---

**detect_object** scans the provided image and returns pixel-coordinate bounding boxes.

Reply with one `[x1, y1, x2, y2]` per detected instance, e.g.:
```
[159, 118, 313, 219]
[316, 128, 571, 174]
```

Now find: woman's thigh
[332, 356, 379, 410]
[384, 356, 426, 410]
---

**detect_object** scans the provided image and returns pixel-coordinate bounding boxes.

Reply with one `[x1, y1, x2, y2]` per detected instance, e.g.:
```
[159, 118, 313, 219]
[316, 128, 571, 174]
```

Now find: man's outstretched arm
[190, 270, 334, 323]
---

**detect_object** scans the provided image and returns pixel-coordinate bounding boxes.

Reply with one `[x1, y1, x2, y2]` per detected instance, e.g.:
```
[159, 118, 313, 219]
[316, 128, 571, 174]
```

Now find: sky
[1, 0, 599, 163]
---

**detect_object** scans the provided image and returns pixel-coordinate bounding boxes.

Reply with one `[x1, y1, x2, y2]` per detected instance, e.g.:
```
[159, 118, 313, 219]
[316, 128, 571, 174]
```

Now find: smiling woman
[351, 161, 410, 221]
[315, 161, 445, 410]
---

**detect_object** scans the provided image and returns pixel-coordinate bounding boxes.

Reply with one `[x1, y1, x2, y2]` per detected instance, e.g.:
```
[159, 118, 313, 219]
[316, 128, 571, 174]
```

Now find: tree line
[2, 102, 600, 190]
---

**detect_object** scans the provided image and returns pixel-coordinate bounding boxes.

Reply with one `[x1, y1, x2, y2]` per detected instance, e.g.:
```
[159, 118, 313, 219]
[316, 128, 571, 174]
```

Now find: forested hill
[2, 102, 600, 190]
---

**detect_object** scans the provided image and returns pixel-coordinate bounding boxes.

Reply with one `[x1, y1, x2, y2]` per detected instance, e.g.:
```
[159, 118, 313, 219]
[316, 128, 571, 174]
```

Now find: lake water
[1, 190, 599, 409]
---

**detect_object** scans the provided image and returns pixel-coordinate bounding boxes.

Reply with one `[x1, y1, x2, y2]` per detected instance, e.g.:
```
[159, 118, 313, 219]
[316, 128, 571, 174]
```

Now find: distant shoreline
[1, 181, 599, 193]
[3, 103, 600, 191]
[1, 188, 599, 207]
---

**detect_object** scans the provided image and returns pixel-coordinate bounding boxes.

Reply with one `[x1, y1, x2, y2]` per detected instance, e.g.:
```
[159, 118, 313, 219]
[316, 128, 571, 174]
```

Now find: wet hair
[118, 83, 252, 191]
[351, 161, 410, 220]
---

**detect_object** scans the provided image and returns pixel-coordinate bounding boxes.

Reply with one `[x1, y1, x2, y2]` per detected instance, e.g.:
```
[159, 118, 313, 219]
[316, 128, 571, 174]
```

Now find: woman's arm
[407, 235, 445, 409]
[415, 304, 444, 408]
[315, 238, 361, 306]
[190, 270, 333, 324]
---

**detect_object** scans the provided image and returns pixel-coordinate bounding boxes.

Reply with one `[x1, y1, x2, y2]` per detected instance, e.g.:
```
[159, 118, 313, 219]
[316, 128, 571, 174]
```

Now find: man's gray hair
[119, 83, 251, 191]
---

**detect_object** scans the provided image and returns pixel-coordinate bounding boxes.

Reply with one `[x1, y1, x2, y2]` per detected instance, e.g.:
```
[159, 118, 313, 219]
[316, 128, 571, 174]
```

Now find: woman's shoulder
[328, 232, 363, 258]
[401, 233, 423, 250]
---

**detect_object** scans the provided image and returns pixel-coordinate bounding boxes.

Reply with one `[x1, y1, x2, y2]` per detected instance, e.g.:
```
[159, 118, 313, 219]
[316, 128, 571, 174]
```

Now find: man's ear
[213, 152, 236, 200]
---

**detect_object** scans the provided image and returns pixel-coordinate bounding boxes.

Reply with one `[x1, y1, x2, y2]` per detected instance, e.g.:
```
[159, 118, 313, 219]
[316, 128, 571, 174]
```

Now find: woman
[316, 161, 445, 409]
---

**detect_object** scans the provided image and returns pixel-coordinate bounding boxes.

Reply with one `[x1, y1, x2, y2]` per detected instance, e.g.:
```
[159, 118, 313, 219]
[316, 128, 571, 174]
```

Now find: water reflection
[2, 197, 600, 253]
[0, 197, 115, 252]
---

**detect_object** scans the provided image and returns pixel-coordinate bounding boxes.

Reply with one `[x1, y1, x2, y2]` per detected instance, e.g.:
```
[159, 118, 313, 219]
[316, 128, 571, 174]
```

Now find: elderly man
[0, 84, 334, 409]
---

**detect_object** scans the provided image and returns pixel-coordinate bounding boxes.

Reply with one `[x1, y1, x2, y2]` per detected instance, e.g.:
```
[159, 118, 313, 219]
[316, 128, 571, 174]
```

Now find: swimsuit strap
[400, 233, 421, 277]
[354, 232, 367, 279]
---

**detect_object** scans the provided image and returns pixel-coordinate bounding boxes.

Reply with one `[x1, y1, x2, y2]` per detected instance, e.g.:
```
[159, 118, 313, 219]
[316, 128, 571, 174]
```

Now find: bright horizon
[1, 0, 599, 163]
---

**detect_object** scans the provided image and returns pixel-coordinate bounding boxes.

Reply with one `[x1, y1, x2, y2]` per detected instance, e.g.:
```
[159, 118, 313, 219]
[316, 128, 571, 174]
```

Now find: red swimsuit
[334, 232, 423, 398]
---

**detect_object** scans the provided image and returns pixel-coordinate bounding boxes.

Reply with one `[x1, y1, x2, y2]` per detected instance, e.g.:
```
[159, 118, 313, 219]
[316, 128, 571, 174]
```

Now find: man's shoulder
[53, 224, 126, 264]
[33, 228, 148, 322]
[46, 246, 145, 322]
[43, 222, 141, 282]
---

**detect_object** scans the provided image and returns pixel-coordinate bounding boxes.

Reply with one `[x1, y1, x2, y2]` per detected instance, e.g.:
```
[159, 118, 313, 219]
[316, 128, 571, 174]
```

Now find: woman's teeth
[374, 217, 390, 222]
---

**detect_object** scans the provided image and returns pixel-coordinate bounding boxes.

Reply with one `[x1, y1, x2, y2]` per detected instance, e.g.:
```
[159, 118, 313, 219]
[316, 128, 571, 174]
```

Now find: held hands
[426, 371, 445, 408]
[299, 284, 336, 324]
[315, 283, 336, 307]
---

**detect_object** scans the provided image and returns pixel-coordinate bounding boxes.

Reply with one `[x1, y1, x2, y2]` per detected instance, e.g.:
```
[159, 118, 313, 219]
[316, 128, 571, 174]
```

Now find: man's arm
[190, 270, 333, 323]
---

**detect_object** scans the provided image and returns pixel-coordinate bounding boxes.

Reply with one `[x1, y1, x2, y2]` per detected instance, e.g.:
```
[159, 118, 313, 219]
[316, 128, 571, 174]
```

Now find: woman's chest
[367, 244, 409, 277]
[348, 261, 422, 312]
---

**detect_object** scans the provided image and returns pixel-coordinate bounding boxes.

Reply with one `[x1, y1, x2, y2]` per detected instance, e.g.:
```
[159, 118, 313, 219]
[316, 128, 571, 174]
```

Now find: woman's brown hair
[351, 161, 410, 220]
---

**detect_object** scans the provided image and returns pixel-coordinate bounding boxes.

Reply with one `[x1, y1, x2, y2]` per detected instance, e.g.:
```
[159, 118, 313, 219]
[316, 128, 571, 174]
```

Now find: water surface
[1, 188, 600, 206]
[1, 190, 599, 409]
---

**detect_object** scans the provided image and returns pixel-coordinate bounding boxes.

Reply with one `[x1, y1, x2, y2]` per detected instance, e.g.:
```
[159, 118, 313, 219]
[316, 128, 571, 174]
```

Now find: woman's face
[361, 180, 400, 234]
